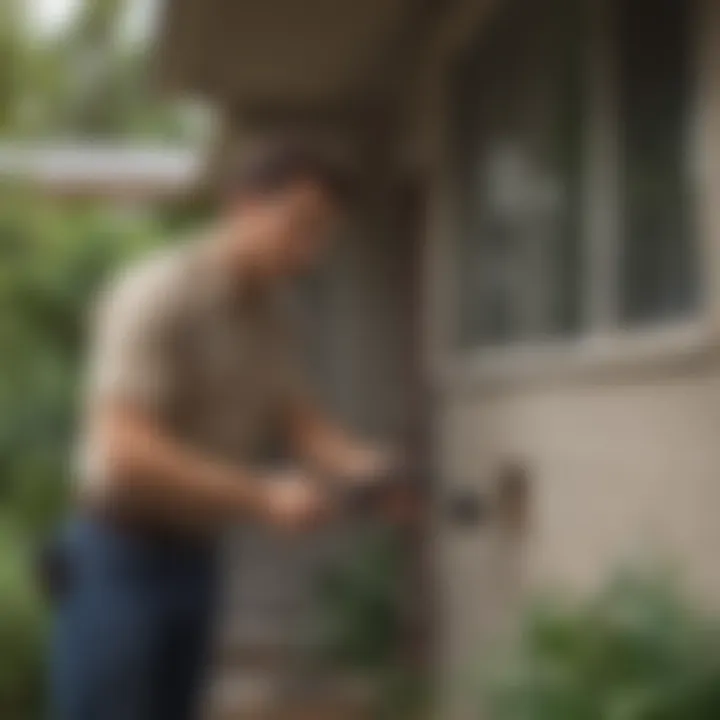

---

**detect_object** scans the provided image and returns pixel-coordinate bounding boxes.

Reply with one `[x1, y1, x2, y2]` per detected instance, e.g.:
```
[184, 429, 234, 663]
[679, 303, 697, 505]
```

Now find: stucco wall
[433, 366, 720, 718]
[439, 367, 720, 598]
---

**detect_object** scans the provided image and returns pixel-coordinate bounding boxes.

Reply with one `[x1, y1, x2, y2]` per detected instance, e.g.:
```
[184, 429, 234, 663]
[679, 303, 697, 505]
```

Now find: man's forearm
[301, 426, 367, 479]
[98, 408, 263, 524]
[288, 400, 382, 482]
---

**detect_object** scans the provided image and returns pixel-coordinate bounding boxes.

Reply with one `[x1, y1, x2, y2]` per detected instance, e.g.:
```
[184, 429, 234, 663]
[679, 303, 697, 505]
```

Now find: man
[49, 143, 393, 720]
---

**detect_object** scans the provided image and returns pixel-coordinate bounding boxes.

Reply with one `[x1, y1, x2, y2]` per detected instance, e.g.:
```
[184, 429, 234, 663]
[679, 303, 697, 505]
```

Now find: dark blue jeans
[48, 517, 219, 720]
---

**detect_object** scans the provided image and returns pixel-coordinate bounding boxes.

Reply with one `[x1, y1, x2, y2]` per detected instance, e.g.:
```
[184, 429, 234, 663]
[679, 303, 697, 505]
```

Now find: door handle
[446, 488, 489, 528]
[445, 461, 530, 531]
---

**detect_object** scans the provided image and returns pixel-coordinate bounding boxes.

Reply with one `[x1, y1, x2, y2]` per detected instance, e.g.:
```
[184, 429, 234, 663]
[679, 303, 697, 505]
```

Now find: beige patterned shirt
[77, 240, 301, 501]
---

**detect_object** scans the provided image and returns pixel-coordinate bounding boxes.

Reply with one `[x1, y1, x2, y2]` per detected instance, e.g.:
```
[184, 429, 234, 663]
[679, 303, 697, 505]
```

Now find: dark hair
[222, 141, 356, 207]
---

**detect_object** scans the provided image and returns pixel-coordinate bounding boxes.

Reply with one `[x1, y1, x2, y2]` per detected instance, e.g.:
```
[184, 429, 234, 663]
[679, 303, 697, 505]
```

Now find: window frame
[429, 0, 714, 391]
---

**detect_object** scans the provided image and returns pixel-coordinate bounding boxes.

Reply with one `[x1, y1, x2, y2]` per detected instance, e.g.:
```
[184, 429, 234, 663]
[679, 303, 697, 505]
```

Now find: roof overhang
[156, 0, 433, 116]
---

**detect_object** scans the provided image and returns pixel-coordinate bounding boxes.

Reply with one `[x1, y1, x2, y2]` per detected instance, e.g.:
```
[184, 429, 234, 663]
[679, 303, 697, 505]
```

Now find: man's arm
[284, 396, 391, 483]
[284, 398, 421, 525]
[91, 402, 324, 530]
[82, 262, 324, 530]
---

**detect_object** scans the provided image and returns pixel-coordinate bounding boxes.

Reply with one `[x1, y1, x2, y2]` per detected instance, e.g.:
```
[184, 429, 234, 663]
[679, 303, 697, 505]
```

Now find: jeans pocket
[36, 536, 73, 605]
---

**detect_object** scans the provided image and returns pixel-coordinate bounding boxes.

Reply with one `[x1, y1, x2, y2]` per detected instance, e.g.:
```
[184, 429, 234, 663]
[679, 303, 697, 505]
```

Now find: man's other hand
[257, 470, 329, 532]
[339, 445, 402, 487]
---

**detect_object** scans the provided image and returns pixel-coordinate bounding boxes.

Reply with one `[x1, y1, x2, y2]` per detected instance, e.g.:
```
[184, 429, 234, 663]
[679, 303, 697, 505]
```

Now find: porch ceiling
[156, 0, 420, 112]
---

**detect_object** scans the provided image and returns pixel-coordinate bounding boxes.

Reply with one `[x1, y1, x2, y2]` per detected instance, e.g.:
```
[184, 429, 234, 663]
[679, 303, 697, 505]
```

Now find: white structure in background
[0, 143, 203, 198]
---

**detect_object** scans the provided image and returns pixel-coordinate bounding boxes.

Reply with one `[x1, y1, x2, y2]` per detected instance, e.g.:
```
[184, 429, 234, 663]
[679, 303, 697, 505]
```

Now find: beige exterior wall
[413, 0, 720, 714]
[434, 370, 720, 718]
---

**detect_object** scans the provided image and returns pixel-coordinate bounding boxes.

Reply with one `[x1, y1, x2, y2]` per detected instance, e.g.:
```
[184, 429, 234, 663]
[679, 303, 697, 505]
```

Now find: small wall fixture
[495, 461, 530, 535]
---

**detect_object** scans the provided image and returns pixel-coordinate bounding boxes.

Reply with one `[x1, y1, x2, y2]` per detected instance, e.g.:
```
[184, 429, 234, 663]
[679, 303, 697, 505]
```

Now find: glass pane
[451, 0, 586, 349]
[618, 0, 698, 324]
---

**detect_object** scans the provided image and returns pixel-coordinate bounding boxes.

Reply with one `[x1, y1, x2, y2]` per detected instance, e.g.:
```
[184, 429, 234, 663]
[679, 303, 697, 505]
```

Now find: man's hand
[338, 445, 403, 487]
[256, 470, 329, 532]
[286, 399, 402, 485]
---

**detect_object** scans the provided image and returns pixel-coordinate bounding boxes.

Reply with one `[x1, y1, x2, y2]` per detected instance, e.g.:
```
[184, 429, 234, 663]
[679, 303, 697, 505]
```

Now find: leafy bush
[313, 527, 405, 672]
[487, 572, 720, 720]
[0, 189, 170, 717]
[0, 518, 49, 720]
[0, 190, 165, 533]
[311, 526, 428, 718]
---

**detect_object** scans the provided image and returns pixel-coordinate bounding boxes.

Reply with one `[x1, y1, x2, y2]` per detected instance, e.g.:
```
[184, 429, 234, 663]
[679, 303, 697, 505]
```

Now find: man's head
[220, 141, 355, 277]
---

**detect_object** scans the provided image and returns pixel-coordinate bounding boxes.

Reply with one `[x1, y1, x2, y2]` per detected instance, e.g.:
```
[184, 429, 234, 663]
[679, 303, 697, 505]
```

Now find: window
[618, 0, 698, 324]
[451, 0, 698, 350]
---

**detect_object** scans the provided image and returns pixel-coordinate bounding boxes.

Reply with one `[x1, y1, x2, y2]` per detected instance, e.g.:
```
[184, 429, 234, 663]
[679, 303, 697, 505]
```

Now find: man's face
[236, 179, 342, 277]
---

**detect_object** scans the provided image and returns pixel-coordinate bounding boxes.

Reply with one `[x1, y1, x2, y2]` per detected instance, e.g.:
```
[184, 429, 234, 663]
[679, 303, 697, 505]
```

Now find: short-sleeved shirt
[77, 240, 301, 502]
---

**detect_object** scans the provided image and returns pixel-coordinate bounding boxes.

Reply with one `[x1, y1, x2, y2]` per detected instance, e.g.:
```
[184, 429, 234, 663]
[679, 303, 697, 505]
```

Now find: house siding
[414, 0, 720, 716]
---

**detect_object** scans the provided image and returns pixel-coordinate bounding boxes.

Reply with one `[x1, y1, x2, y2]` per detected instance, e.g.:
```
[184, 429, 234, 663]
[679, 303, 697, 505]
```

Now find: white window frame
[428, 0, 718, 391]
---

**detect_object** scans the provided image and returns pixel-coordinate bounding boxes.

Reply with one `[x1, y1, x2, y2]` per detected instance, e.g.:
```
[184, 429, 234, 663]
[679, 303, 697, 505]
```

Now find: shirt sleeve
[85, 266, 183, 414]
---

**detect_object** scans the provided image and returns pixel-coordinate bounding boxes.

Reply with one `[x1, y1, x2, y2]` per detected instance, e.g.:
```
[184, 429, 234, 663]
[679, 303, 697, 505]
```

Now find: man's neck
[205, 223, 275, 303]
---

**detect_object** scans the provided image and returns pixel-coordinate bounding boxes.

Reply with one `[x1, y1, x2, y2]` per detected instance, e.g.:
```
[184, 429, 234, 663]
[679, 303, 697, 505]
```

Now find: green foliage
[313, 527, 405, 672]
[0, 190, 164, 532]
[0, 518, 49, 720]
[487, 572, 720, 720]
[0, 190, 167, 718]
[0, 0, 206, 142]
[311, 527, 428, 718]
